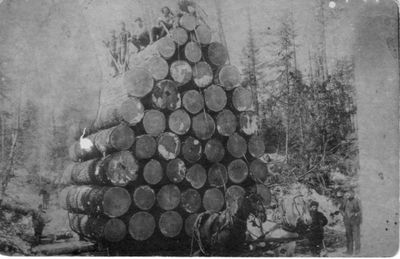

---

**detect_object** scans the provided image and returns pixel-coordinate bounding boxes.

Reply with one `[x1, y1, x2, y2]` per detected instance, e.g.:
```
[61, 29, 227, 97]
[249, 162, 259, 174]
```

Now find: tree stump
[216, 109, 237, 136]
[182, 90, 204, 114]
[129, 211, 156, 241]
[143, 110, 166, 136]
[143, 159, 164, 185]
[186, 164, 207, 189]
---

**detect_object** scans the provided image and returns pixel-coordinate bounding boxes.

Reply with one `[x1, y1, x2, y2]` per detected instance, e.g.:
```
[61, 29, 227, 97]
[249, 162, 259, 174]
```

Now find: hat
[310, 201, 319, 207]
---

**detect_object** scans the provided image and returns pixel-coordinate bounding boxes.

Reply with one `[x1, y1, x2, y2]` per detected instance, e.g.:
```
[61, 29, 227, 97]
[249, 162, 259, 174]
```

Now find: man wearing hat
[340, 189, 362, 255]
[131, 17, 150, 52]
[307, 200, 328, 256]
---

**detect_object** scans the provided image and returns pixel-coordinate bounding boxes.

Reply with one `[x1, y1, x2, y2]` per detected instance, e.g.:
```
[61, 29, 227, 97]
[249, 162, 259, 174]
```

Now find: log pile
[63, 13, 270, 253]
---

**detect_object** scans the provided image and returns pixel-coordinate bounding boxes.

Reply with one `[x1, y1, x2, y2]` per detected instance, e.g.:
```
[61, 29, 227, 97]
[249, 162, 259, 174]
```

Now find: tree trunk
[239, 111, 258, 135]
[204, 139, 225, 162]
[192, 61, 213, 88]
[207, 42, 228, 67]
[207, 163, 228, 187]
[166, 158, 186, 183]
[186, 164, 207, 189]
[168, 109, 191, 135]
[156, 184, 181, 210]
[192, 112, 215, 140]
[157, 132, 181, 160]
[204, 85, 227, 112]
[202, 188, 224, 212]
[159, 211, 183, 238]
[184, 213, 199, 237]
[249, 159, 268, 183]
[194, 24, 212, 45]
[180, 189, 201, 213]
[225, 185, 245, 207]
[179, 14, 197, 31]
[123, 67, 154, 97]
[216, 109, 237, 136]
[248, 135, 265, 158]
[184, 42, 202, 63]
[143, 110, 166, 136]
[218, 65, 241, 90]
[227, 159, 249, 184]
[170, 27, 188, 46]
[133, 185, 156, 210]
[88, 124, 135, 155]
[227, 133, 247, 158]
[143, 159, 163, 185]
[170, 60, 192, 86]
[232, 87, 253, 112]
[128, 211, 156, 241]
[182, 90, 204, 114]
[134, 135, 157, 159]
[152, 80, 181, 111]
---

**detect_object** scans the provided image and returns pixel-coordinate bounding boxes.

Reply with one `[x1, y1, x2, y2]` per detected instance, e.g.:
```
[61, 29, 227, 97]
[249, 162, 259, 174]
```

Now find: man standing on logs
[103, 30, 119, 77]
[150, 7, 175, 43]
[131, 17, 150, 52]
[340, 189, 362, 255]
[118, 22, 131, 71]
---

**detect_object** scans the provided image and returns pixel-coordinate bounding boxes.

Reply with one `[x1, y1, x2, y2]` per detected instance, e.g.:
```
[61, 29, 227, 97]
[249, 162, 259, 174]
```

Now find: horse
[246, 191, 312, 256]
[191, 191, 266, 256]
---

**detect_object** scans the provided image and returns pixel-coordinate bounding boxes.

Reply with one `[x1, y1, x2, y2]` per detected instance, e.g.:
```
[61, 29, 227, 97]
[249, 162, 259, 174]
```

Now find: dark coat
[309, 211, 328, 239]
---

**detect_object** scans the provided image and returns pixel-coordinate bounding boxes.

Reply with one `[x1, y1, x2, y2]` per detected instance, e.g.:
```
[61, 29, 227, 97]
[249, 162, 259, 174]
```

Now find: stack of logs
[62, 14, 269, 252]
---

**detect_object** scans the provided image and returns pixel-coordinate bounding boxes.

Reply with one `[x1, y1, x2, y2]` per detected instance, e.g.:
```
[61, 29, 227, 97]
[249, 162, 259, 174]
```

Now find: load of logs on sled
[63, 14, 271, 249]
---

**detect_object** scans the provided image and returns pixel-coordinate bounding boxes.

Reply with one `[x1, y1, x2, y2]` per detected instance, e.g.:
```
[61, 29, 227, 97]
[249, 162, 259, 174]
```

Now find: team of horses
[191, 185, 313, 256]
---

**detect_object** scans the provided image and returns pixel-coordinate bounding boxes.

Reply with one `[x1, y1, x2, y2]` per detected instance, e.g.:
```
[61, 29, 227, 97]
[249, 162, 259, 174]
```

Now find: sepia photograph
[0, 0, 398, 256]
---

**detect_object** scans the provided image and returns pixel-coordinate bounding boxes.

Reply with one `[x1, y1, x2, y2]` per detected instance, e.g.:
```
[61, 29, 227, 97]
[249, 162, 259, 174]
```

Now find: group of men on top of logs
[104, 0, 206, 76]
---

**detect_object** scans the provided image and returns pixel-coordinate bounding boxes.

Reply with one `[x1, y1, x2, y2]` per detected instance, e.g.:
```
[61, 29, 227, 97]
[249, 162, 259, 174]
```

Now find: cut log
[157, 132, 181, 160]
[31, 240, 95, 255]
[248, 135, 265, 158]
[133, 185, 156, 210]
[180, 189, 201, 213]
[143, 110, 166, 136]
[159, 211, 183, 238]
[119, 98, 145, 125]
[60, 186, 74, 210]
[168, 109, 191, 135]
[179, 14, 197, 31]
[123, 67, 154, 97]
[184, 213, 199, 237]
[218, 65, 241, 90]
[182, 90, 204, 114]
[68, 141, 100, 162]
[194, 24, 212, 45]
[249, 159, 268, 183]
[227, 159, 248, 184]
[216, 109, 237, 136]
[256, 184, 272, 206]
[186, 164, 207, 189]
[89, 124, 135, 155]
[207, 42, 228, 67]
[232, 87, 253, 112]
[156, 184, 181, 210]
[134, 135, 157, 159]
[227, 133, 247, 158]
[129, 37, 175, 65]
[143, 159, 163, 185]
[170, 60, 192, 86]
[204, 139, 225, 162]
[144, 56, 169, 80]
[239, 111, 259, 135]
[129, 211, 156, 241]
[184, 42, 202, 63]
[170, 27, 188, 46]
[166, 158, 186, 183]
[70, 159, 98, 185]
[225, 185, 245, 208]
[204, 85, 227, 112]
[203, 188, 224, 212]
[181, 136, 202, 163]
[192, 61, 213, 88]
[208, 163, 228, 187]
[152, 80, 181, 111]
[192, 112, 215, 140]
[156, 37, 176, 59]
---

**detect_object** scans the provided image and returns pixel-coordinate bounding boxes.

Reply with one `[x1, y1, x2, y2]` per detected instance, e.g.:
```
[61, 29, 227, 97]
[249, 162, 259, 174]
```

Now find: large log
[192, 112, 215, 140]
[159, 211, 183, 238]
[216, 109, 237, 136]
[182, 90, 204, 114]
[204, 85, 227, 112]
[144, 56, 169, 80]
[239, 111, 258, 135]
[156, 37, 176, 59]
[192, 61, 213, 88]
[249, 159, 268, 183]
[170, 27, 188, 46]
[68, 141, 100, 162]
[143, 159, 163, 185]
[129, 37, 175, 65]
[133, 185, 156, 210]
[180, 189, 201, 213]
[227, 133, 247, 158]
[170, 60, 193, 86]
[194, 24, 212, 45]
[179, 14, 197, 31]
[181, 136, 202, 163]
[70, 151, 138, 186]
[66, 186, 131, 217]
[207, 42, 228, 67]
[232, 86, 253, 112]
[166, 158, 186, 183]
[203, 188, 224, 212]
[186, 164, 207, 189]
[225, 185, 245, 208]
[156, 184, 181, 210]
[227, 159, 248, 184]
[88, 124, 135, 155]
[31, 240, 95, 255]
[128, 211, 155, 241]
[184, 213, 199, 237]
[168, 109, 191, 135]
[123, 67, 154, 97]
[134, 135, 157, 159]
[157, 132, 181, 160]
[204, 139, 225, 162]
[152, 80, 181, 111]
[184, 42, 202, 63]
[143, 110, 166, 136]
[208, 163, 228, 187]
[218, 65, 241, 90]
[248, 135, 265, 158]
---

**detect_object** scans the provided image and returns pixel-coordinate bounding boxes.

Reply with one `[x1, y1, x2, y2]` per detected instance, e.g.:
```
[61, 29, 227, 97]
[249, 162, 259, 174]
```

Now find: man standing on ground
[31, 205, 51, 246]
[340, 189, 362, 255]
[307, 201, 328, 256]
